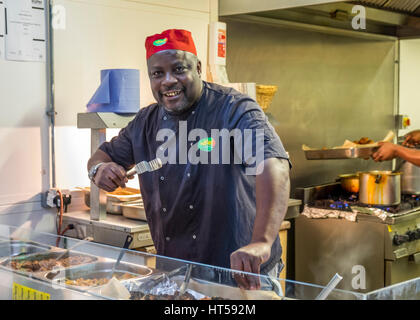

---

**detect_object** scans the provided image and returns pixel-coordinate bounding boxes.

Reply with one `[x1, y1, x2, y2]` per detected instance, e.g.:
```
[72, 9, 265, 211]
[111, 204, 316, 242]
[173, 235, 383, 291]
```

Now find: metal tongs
[315, 273, 343, 300]
[110, 234, 134, 278]
[177, 264, 193, 297]
[46, 236, 94, 280]
[126, 158, 163, 179]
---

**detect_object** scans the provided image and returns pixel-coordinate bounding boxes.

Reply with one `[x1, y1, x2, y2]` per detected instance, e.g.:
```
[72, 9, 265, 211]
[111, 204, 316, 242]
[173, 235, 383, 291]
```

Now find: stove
[294, 182, 420, 293]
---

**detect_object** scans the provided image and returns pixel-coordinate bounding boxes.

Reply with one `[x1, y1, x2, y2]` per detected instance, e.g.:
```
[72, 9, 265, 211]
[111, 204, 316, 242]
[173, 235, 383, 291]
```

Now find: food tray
[44, 261, 153, 288]
[0, 250, 98, 277]
[119, 201, 146, 221]
[81, 187, 141, 215]
[304, 146, 378, 160]
[0, 240, 52, 258]
[126, 273, 281, 300]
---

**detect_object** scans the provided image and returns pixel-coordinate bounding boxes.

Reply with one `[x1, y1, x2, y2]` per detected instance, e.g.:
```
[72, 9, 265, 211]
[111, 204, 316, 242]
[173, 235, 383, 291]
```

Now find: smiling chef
[86, 29, 291, 291]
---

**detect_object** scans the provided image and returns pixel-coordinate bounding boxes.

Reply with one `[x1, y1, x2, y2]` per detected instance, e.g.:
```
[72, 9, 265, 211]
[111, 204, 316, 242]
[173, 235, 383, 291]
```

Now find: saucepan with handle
[358, 170, 402, 206]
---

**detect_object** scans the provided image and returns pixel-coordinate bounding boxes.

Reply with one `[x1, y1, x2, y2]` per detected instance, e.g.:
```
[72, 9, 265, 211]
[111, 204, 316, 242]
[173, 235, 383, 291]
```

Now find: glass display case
[0, 223, 366, 300]
[366, 277, 420, 300]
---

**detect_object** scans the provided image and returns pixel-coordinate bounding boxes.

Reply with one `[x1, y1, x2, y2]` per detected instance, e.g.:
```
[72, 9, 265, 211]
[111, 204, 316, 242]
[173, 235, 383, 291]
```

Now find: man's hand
[371, 141, 398, 162]
[403, 130, 420, 147]
[230, 242, 272, 290]
[93, 162, 129, 192]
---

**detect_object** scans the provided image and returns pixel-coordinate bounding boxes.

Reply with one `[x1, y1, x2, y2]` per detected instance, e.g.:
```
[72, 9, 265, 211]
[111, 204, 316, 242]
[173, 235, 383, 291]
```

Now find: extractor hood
[219, 0, 420, 38]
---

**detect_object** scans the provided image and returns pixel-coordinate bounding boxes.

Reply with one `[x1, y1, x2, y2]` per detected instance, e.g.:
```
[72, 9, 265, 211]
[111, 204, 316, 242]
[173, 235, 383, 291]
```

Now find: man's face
[147, 50, 203, 114]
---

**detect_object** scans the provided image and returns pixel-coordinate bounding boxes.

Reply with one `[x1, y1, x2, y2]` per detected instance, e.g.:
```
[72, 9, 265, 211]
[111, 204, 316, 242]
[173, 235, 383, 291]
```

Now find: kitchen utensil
[119, 201, 146, 221]
[106, 190, 141, 215]
[177, 264, 193, 297]
[338, 173, 360, 193]
[80, 187, 141, 214]
[0, 241, 51, 258]
[110, 235, 134, 279]
[315, 273, 343, 300]
[359, 171, 401, 206]
[46, 237, 94, 280]
[395, 145, 420, 195]
[304, 131, 394, 160]
[126, 158, 162, 178]
[400, 160, 420, 195]
[304, 146, 376, 160]
[45, 261, 152, 285]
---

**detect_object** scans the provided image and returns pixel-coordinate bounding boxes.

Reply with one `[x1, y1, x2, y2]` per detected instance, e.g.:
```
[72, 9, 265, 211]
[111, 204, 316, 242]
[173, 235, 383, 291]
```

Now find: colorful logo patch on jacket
[153, 38, 168, 46]
[198, 137, 216, 152]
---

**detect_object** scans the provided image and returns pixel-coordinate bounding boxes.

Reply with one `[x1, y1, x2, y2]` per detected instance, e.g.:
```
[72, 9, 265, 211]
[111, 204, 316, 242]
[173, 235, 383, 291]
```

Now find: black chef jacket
[99, 81, 290, 274]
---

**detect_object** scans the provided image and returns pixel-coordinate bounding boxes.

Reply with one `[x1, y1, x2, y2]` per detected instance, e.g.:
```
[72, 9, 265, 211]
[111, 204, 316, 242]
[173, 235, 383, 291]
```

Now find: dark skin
[87, 49, 290, 289]
[147, 50, 203, 115]
[231, 158, 290, 290]
[372, 130, 420, 166]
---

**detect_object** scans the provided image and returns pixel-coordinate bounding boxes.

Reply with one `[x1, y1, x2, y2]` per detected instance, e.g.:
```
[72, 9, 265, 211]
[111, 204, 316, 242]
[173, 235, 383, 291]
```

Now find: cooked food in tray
[302, 131, 394, 160]
[65, 272, 136, 287]
[353, 137, 375, 145]
[6, 254, 96, 273]
[130, 291, 227, 300]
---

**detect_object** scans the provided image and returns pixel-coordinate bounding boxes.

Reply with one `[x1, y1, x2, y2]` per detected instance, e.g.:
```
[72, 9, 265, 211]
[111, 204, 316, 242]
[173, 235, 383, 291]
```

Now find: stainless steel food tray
[0, 250, 99, 278]
[304, 146, 378, 160]
[43, 260, 154, 289]
[119, 202, 146, 221]
[0, 240, 52, 258]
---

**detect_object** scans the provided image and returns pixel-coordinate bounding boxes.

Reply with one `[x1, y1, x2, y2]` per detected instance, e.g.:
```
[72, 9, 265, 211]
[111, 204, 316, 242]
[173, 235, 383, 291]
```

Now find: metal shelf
[77, 112, 135, 129]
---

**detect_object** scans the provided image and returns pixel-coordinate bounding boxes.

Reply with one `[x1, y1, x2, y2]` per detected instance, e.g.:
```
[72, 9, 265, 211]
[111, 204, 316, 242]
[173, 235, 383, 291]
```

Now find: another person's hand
[403, 130, 420, 147]
[93, 162, 129, 192]
[230, 242, 271, 290]
[371, 141, 398, 162]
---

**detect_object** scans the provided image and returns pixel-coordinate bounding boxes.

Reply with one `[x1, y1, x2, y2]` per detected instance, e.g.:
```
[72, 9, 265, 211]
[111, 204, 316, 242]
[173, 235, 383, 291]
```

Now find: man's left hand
[230, 242, 271, 290]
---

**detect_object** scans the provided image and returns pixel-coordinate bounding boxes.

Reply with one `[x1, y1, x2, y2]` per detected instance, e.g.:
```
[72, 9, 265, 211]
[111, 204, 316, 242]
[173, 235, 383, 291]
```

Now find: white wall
[0, 0, 215, 231]
[0, 0, 54, 230]
[53, 0, 213, 190]
[399, 39, 420, 137]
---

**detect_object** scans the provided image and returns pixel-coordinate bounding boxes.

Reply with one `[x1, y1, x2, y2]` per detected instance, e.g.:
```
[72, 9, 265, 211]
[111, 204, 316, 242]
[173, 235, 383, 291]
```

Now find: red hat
[145, 29, 197, 59]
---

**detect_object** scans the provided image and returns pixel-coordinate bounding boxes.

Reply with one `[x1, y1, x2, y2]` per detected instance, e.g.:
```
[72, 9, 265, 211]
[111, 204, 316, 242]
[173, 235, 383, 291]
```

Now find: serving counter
[0, 223, 368, 300]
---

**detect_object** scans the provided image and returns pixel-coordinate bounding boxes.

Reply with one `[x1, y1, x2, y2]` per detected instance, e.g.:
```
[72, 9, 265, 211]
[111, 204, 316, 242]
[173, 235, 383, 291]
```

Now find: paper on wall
[5, 0, 46, 62]
[208, 21, 229, 84]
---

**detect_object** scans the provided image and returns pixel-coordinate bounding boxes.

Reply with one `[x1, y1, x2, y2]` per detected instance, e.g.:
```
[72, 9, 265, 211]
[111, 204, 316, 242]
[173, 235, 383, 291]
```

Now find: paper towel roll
[87, 69, 140, 113]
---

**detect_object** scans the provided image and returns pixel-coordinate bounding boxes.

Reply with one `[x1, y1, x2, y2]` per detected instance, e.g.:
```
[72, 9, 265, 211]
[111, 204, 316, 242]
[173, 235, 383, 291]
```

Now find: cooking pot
[338, 173, 360, 193]
[359, 171, 401, 206]
[399, 160, 420, 195]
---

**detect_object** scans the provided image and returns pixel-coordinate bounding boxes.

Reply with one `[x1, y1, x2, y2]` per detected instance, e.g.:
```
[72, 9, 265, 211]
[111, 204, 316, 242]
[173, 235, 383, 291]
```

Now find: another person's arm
[403, 130, 420, 147]
[372, 141, 420, 167]
[230, 157, 290, 289]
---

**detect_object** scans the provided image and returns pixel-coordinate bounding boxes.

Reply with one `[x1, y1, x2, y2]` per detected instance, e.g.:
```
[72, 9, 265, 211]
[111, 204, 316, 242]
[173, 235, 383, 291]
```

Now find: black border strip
[32, 7, 44, 10]
[33, 38, 45, 42]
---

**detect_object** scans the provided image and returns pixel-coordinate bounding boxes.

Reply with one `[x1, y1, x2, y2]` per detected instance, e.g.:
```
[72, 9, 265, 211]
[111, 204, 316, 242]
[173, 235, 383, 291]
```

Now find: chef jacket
[99, 81, 291, 274]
